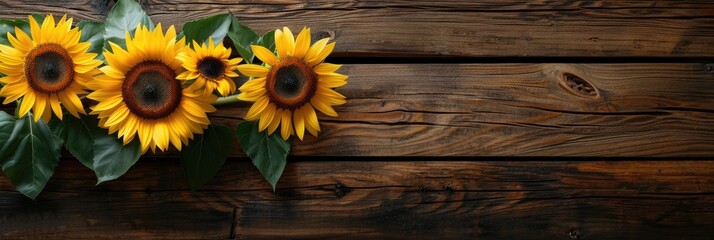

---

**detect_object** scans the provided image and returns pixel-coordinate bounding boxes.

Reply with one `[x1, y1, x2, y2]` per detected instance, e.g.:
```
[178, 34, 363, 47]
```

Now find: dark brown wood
[1, 0, 713, 57]
[1, 1, 713, 239]
[2, 159, 714, 239]
[208, 63, 714, 157]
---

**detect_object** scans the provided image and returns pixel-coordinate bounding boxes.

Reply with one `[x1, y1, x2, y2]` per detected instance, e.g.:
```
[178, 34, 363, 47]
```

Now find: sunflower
[0, 14, 102, 122]
[87, 24, 217, 153]
[236, 27, 347, 140]
[176, 38, 242, 97]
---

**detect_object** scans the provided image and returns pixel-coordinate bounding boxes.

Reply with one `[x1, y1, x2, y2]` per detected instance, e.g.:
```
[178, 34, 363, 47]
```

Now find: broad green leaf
[180, 124, 233, 190]
[49, 114, 101, 170]
[0, 114, 62, 199]
[257, 30, 276, 52]
[77, 20, 106, 60]
[0, 111, 16, 164]
[181, 13, 232, 45]
[237, 121, 290, 191]
[226, 16, 260, 63]
[92, 129, 142, 184]
[0, 19, 16, 45]
[103, 0, 153, 50]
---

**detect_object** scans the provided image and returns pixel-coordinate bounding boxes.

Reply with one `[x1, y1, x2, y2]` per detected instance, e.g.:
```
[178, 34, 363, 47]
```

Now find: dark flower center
[121, 61, 182, 119]
[265, 57, 317, 110]
[25, 43, 74, 93]
[275, 65, 304, 97]
[197, 57, 225, 79]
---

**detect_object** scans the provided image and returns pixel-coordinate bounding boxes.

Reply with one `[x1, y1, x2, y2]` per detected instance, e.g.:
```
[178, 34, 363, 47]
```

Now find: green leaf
[0, 114, 62, 199]
[226, 16, 260, 63]
[0, 111, 16, 164]
[0, 20, 17, 45]
[92, 129, 142, 184]
[257, 30, 276, 52]
[77, 20, 106, 60]
[103, 0, 153, 50]
[181, 13, 232, 45]
[180, 124, 233, 190]
[237, 121, 290, 191]
[49, 115, 101, 170]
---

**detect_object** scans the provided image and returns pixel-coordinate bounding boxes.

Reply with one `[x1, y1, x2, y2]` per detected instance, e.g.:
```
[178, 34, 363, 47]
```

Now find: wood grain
[1, 0, 713, 57]
[207, 63, 714, 157]
[0, 63, 711, 157]
[1, 159, 713, 239]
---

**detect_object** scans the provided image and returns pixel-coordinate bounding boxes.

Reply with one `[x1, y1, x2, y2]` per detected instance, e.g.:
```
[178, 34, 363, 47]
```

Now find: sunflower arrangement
[0, 0, 347, 199]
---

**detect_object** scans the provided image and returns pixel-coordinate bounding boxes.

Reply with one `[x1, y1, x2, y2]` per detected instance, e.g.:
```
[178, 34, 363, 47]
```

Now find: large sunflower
[236, 27, 347, 140]
[87, 24, 217, 153]
[0, 14, 102, 122]
[176, 38, 242, 97]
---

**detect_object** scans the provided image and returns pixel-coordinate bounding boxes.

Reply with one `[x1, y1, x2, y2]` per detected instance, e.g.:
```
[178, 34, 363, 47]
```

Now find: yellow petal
[314, 63, 342, 75]
[216, 78, 235, 97]
[303, 104, 320, 133]
[29, 15, 42, 42]
[105, 106, 130, 126]
[138, 122, 153, 153]
[308, 42, 335, 66]
[282, 27, 295, 57]
[33, 94, 48, 122]
[268, 108, 282, 135]
[245, 96, 269, 121]
[304, 38, 329, 64]
[280, 109, 293, 140]
[293, 27, 311, 59]
[258, 103, 276, 132]
[293, 106, 305, 140]
[40, 14, 56, 43]
[0, 82, 29, 104]
[318, 73, 348, 88]
[17, 92, 35, 117]
[153, 122, 170, 151]
[58, 92, 79, 117]
[311, 96, 338, 117]
[274, 29, 287, 59]
[40, 104, 52, 123]
[177, 70, 198, 80]
[236, 64, 269, 77]
[49, 94, 63, 120]
[238, 77, 266, 92]
[251, 45, 278, 66]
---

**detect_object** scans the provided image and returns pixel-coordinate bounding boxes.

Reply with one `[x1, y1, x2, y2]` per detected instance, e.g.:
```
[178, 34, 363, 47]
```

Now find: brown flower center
[121, 61, 182, 119]
[197, 57, 225, 79]
[265, 57, 317, 110]
[25, 43, 75, 93]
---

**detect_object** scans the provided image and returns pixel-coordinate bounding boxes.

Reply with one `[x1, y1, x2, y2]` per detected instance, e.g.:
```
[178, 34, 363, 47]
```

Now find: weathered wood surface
[1, 0, 713, 57]
[1, 0, 713, 239]
[209, 63, 714, 157]
[1, 159, 713, 239]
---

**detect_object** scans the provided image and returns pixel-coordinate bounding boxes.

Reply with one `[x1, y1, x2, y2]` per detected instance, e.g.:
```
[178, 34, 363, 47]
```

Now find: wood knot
[315, 30, 335, 40]
[560, 72, 599, 99]
[335, 183, 351, 197]
[444, 184, 454, 194]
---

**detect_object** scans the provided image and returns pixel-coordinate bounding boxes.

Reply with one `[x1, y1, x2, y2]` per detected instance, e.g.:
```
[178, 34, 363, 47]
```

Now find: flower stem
[213, 95, 241, 105]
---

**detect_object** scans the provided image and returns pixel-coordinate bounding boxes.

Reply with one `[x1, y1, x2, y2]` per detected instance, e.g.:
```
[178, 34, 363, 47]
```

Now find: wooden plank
[0, 63, 711, 157]
[206, 63, 714, 157]
[1, 159, 713, 239]
[1, 1, 713, 57]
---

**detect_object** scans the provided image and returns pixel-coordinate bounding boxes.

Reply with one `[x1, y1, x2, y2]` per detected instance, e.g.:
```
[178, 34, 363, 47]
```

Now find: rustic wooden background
[2, 1, 714, 239]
